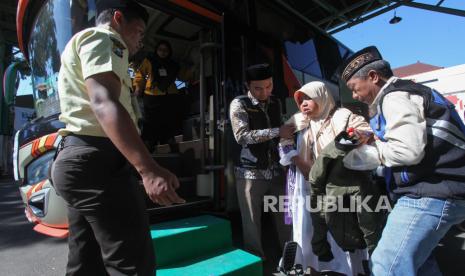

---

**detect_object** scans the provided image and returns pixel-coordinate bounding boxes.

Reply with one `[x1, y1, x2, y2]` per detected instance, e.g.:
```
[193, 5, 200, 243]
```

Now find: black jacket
[234, 95, 281, 169]
[370, 79, 465, 200]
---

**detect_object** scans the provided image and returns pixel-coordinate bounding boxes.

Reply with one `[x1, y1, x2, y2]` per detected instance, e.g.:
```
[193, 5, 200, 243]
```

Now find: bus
[14, 0, 356, 238]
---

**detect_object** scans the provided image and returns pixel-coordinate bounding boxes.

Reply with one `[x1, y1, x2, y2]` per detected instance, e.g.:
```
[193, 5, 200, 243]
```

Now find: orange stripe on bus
[31, 139, 39, 158]
[17, 0, 30, 59]
[169, 0, 221, 23]
[26, 186, 33, 199]
[36, 180, 46, 191]
[44, 133, 58, 149]
[26, 180, 47, 199]
[33, 224, 69, 239]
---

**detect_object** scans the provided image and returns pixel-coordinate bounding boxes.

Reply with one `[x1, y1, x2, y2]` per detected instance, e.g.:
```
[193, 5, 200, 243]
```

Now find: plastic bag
[278, 140, 298, 166]
[343, 144, 381, 171]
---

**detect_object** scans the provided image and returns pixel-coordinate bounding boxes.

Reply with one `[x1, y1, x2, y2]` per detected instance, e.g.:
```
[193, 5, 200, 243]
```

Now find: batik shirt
[229, 91, 282, 180]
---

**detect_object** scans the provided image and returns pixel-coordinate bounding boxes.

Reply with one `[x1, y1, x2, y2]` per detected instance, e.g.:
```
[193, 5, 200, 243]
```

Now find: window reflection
[285, 40, 323, 79]
[28, 0, 96, 118]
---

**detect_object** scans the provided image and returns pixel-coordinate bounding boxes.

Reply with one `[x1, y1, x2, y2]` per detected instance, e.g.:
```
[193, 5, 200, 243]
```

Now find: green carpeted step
[150, 215, 233, 267]
[157, 248, 262, 276]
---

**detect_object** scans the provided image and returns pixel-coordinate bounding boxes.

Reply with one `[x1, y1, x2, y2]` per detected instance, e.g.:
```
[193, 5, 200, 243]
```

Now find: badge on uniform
[110, 37, 126, 58]
[158, 68, 168, 76]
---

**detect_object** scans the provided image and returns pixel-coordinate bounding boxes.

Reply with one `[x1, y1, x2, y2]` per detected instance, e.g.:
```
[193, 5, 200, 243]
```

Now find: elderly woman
[279, 81, 371, 275]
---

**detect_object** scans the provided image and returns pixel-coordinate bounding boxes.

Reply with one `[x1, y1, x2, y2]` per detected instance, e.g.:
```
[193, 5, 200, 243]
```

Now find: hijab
[295, 81, 335, 132]
[293, 81, 337, 158]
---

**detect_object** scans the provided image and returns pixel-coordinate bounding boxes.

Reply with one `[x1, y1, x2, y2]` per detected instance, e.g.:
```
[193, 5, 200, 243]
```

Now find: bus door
[221, 12, 248, 211]
[198, 28, 223, 209]
[136, 0, 225, 212]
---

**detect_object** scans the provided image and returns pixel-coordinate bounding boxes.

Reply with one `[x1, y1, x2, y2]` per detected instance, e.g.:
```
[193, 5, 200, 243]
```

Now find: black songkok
[339, 46, 382, 82]
[246, 63, 273, 82]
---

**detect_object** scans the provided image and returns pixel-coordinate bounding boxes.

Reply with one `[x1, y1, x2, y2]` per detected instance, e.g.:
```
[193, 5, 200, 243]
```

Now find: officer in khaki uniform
[51, 1, 184, 275]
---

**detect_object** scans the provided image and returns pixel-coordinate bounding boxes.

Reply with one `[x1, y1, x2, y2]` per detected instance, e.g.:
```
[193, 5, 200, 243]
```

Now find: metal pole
[329, 2, 403, 34]
[394, 0, 465, 17]
[199, 30, 206, 173]
[213, 32, 221, 209]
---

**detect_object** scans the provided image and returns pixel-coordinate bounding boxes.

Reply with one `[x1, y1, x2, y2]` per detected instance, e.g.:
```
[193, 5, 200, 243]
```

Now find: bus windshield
[28, 0, 97, 118]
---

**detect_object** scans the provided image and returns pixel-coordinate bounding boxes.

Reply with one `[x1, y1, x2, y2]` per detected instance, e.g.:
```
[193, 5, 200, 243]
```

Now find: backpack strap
[378, 79, 432, 117]
[378, 79, 465, 149]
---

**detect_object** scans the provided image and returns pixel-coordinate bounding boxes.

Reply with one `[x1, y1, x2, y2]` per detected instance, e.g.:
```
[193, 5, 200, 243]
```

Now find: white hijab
[294, 81, 339, 157]
[296, 81, 335, 131]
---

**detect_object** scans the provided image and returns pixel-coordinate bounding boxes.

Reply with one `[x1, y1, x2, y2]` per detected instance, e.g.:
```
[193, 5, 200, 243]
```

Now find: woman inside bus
[133, 40, 181, 152]
[279, 81, 371, 275]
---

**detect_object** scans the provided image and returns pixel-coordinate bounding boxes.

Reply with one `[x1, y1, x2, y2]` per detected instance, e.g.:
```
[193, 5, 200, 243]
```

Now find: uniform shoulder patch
[110, 37, 126, 58]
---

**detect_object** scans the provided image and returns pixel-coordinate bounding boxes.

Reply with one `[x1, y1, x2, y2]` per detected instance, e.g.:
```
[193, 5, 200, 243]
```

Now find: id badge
[158, 68, 168, 76]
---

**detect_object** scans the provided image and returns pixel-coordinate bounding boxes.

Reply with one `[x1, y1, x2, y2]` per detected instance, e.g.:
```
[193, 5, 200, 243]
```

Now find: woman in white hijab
[279, 81, 371, 275]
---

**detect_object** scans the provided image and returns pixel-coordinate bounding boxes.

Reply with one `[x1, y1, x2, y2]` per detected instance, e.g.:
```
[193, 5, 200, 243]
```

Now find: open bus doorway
[131, 6, 208, 154]
[129, 4, 222, 214]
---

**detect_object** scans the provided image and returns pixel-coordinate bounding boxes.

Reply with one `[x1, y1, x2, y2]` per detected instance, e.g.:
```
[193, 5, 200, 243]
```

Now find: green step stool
[151, 215, 262, 275]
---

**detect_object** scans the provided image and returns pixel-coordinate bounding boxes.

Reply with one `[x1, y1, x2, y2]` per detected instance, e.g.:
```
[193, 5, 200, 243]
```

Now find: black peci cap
[339, 46, 383, 82]
[96, 0, 149, 24]
[245, 63, 273, 82]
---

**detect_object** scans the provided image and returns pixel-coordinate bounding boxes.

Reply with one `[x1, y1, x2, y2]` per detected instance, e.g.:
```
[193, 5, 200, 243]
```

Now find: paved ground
[436, 227, 465, 275]
[1, 176, 464, 275]
[0, 178, 67, 276]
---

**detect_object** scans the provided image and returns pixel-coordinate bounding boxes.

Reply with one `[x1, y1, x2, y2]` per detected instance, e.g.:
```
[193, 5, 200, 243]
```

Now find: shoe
[278, 241, 299, 274]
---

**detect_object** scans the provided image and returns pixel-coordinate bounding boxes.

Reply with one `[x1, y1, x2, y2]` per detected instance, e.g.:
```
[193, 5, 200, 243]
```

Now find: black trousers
[141, 94, 183, 151]
[51, 135, 155, 276]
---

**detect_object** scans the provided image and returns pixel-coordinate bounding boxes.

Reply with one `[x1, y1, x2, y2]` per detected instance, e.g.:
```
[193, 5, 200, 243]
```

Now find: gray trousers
[236, 174, 291, 258]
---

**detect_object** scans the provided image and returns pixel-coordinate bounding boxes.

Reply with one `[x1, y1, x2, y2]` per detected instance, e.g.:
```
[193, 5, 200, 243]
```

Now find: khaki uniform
[58, 25, 138, 137]
[53, 25, 154, 275]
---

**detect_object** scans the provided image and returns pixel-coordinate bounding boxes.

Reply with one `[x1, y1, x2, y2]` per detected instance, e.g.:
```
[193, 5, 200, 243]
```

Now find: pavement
[0, 178, 67, 275]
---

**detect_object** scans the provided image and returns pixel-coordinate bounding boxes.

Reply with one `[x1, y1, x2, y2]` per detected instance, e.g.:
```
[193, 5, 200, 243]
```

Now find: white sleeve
[375, 91, 427, 167]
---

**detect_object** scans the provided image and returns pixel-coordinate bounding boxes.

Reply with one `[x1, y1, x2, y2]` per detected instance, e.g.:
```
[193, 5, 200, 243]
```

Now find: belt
[63, 134, 116, 149]
[53, 134, 118, 166]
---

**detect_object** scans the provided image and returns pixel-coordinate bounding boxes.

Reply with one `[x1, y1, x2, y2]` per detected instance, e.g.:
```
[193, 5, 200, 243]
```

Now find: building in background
[393, 61, 443, 78]
[14, 95, 34, 131]
[394, 62, 465, 123]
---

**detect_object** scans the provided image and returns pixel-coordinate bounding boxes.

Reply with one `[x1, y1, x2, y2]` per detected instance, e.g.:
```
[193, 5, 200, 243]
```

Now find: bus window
[28, 0, 96, 118]
[292, 69, 304, 86]
[339, 44, 352, 60]
[285, 40, 323, 79]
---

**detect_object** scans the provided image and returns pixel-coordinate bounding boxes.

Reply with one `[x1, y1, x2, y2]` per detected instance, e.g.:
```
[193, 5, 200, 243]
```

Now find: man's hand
[279, 124, 296, 139]
[352, 129, 374, 145]
[86, 73, 185, 206]
[141, 165, 185, 206]
[291, 155, 312, 180]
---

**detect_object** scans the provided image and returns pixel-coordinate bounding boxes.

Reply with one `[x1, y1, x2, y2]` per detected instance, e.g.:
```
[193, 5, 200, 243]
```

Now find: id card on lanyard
[158, 68, 168, 76]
